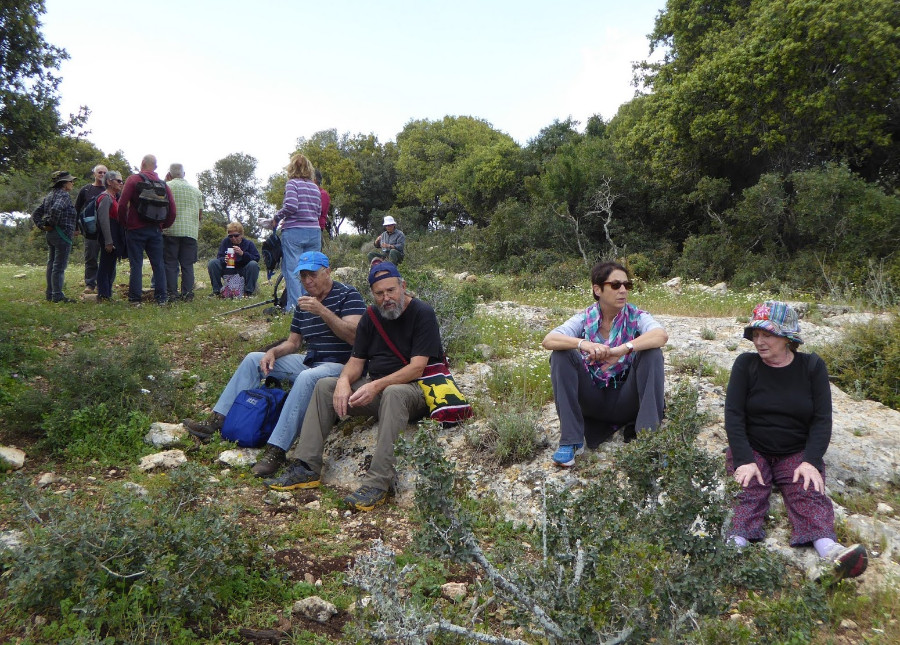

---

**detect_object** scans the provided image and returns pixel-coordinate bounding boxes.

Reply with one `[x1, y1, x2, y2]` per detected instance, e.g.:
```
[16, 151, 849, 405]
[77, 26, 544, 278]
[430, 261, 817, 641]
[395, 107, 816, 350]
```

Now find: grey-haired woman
[95, 171, 126, 300]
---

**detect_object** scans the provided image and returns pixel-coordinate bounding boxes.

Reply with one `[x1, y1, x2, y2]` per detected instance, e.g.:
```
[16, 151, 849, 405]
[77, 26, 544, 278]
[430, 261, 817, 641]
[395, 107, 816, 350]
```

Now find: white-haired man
[162, 163, 203, 300]
[74, 164, 108, 293]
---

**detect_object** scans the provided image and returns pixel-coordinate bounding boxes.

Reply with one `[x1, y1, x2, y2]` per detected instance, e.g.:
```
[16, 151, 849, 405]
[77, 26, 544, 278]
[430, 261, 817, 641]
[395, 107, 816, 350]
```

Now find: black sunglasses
[228, 233, 242, 238]
[601, 280, 634, 291]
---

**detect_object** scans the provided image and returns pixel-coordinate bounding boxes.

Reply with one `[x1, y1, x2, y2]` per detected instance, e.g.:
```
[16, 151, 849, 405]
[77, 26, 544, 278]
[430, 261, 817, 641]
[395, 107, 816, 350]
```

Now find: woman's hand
[793, 461, 824, 493]
[578, 340, 612, 364]
[733, 463, 764, 488]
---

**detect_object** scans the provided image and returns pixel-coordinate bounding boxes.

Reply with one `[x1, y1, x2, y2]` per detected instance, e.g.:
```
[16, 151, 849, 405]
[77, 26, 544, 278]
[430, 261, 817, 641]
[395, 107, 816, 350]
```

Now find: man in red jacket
[118, 154, 176, 305]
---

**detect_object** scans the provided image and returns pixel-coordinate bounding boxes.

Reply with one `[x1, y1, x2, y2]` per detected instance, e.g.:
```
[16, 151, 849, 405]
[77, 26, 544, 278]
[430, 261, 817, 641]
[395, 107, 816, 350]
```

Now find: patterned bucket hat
[743, 301, 803, 344]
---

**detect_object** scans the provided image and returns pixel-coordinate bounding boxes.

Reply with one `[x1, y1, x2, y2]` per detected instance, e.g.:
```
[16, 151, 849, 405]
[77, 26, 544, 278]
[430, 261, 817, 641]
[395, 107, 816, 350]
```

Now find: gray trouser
[288, 376, 428, 491]
[550, 347, 665, 446]
[163, 235, 198, 297]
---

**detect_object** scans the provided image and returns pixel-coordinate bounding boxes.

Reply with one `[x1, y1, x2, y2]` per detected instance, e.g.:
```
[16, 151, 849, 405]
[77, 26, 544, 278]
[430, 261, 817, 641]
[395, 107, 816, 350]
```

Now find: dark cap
[368, 261, 402, 286]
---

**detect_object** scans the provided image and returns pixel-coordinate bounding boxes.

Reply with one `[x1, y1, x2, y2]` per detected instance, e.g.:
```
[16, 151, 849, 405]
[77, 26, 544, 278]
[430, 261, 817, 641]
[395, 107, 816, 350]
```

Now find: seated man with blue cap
[267, 261, 444, 511]
[184, 251, 366, 477]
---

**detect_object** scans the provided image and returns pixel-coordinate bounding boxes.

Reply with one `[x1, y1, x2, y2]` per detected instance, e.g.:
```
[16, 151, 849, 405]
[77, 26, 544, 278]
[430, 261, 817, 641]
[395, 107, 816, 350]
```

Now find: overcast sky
[42, 0, 665, 185]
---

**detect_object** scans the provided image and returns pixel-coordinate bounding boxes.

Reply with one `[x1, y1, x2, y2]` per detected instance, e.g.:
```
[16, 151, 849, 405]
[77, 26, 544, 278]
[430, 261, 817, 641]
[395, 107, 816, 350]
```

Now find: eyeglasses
[110, 179, 123, 184]
[228, 233, 242, 238]
[601, 280, 634, 291]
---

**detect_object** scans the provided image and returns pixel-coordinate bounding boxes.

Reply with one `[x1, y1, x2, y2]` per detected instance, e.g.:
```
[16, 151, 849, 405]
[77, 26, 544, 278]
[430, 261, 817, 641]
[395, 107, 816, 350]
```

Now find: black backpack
[262, 232, 283, 278]
[135, 173, 169, 223]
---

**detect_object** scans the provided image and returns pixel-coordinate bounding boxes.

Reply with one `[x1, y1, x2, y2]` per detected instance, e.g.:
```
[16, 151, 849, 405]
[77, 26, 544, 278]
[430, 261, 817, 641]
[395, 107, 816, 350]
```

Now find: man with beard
[267, 262, 443, 511]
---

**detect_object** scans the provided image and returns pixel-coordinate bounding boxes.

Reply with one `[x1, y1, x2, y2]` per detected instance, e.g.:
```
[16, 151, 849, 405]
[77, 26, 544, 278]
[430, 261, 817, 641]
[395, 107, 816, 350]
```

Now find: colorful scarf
[582, 302, 644, 387]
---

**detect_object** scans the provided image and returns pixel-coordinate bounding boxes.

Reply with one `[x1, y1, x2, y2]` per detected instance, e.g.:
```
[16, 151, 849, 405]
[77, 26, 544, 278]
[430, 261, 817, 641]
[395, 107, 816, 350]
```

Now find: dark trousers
[83, 237, 101, 287]
[550, 347, 665, 446]
[726, 448, 837, 545]
[163, 235, 198, 298]
[125, 225, 166, 303]
[96, 246, 118, 299]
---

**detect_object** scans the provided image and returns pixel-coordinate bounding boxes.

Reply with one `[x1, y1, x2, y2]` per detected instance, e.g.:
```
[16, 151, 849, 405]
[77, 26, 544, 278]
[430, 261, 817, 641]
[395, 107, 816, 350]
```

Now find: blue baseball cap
[293, 251, 330, 275]
[368, 261, 402, 286]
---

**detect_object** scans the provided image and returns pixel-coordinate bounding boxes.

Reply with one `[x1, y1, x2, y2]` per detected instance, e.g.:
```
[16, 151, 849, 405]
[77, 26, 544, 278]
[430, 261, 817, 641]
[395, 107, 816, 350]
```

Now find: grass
[2, 260, 899, 644]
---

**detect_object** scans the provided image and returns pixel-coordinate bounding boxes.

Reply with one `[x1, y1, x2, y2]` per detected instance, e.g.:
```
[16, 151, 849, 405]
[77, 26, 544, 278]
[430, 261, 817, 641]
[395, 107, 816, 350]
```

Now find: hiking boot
[831, 544, 868, 580]
[266, 460, 320, 490]
[251, 444, 286, 478]
[183, 412, 225, 442]
[83, 286, 96, 294]
[621, 422, 637, 443]
[343, 485, 390, 512]
[552, 443, 584, 467]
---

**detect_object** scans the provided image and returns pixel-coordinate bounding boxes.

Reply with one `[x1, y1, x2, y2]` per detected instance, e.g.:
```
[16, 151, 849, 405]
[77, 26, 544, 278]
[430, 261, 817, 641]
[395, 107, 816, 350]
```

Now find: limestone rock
[37, 472, 66, 488]
[138, 449, 187, 472]
[664, 277, 682, 293]
[122, 482, 149, 497]
[0, 530, 25, 552]
[145, 422, 187, 447]
[0, 446, 26, 470]
[218, 447, 263, 467]
[292, 596, 338, 623]
[441, 582, 467, 601]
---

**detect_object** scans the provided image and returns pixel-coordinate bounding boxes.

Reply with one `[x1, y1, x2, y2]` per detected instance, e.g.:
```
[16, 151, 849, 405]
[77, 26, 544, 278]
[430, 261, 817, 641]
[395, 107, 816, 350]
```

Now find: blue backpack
[221, 378, 287, 447]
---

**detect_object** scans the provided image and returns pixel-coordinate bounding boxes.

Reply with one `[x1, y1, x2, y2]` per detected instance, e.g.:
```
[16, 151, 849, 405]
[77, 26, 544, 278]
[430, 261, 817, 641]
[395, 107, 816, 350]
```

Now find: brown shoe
[183, 412, 225, 442]
[251, 444, 286, 477]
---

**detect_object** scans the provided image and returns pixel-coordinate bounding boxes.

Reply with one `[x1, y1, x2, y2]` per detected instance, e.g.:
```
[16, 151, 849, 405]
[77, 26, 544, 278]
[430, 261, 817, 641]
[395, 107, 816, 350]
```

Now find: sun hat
[743, 301, 803, 344]
[368, 261, 402, 286]
[293, 251, 330, 274]
[50, 170, 76, 186]
[383, 215, 396, 226]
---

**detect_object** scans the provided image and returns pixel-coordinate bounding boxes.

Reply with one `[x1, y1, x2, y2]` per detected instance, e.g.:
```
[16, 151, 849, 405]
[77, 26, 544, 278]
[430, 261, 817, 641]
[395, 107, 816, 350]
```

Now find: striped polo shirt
[290, 281, 366, 365]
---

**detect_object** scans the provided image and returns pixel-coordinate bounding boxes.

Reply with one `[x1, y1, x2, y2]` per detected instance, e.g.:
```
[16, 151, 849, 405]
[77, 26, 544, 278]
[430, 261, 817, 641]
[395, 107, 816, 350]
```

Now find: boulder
[145, 422, 187, 447]
[0, 446, 26, 470]
[441, 582, 468, 601]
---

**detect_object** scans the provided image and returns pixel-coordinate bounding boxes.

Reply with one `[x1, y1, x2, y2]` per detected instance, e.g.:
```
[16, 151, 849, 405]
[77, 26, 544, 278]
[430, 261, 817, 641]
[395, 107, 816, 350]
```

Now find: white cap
[383, 215, 396, 226]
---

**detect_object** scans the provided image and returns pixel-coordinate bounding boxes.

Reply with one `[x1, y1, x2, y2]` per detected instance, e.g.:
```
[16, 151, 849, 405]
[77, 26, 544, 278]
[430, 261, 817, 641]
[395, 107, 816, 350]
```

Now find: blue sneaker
[552, 443, 584, 467]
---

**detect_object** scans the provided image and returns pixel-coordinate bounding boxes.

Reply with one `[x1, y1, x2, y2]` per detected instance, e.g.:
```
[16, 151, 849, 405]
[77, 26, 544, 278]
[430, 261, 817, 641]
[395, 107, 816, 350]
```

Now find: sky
[42, 0, 666, 186]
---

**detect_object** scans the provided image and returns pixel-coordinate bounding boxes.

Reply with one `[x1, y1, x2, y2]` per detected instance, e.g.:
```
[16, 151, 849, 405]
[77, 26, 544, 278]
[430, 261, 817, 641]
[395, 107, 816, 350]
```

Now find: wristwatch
[625, 342, 635, 354]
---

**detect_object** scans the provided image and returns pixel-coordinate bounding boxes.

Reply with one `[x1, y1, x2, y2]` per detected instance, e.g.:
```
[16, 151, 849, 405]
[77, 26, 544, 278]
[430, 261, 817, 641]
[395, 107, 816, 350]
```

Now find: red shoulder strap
[367, 306, 408, 365]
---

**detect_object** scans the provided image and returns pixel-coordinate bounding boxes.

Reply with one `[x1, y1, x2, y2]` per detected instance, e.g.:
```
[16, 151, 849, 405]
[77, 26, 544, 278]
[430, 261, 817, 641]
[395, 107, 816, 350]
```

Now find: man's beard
[376, 292, 406, 320]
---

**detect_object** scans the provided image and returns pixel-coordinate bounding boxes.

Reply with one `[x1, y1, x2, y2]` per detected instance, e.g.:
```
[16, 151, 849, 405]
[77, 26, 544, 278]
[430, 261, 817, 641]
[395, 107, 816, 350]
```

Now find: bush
[466, 409, 543, 465]
[356, 385, 813, 643]
[0, 464, 274, 642]
[818, 316, 900, 411]
[402, 269, 477, 357]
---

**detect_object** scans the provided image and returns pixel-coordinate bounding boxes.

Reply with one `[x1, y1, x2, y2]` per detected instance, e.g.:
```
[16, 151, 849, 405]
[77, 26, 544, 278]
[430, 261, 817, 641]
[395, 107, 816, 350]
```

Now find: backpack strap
[367, 305, 408, 365]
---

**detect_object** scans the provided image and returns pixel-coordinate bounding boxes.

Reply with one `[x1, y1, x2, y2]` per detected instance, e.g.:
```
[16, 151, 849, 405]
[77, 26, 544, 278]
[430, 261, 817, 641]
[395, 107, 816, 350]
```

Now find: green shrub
[484, 356, 553, 408]
[0, 464, 275, 642]
[403, 269, 477, 357]
[818, 316, 900, 411]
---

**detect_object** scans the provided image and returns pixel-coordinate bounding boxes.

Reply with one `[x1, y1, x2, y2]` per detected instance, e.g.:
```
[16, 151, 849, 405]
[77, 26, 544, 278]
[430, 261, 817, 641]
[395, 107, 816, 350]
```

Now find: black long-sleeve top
[724, 351, 832, 471]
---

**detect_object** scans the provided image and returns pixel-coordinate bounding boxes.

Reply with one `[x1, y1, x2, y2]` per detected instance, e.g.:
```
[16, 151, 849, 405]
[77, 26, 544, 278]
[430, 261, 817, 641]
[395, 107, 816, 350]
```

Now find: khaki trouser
[288, 376, 428, 491]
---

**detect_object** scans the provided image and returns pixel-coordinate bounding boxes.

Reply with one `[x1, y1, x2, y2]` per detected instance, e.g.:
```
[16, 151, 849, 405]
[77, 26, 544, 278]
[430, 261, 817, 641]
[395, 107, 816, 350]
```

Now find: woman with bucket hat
[31, 170, 78, 302]
[724, 300, 867, 579]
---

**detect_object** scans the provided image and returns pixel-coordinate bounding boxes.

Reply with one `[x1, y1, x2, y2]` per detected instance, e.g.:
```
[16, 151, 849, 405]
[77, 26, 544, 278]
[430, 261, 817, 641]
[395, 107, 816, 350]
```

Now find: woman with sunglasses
[542, 261, 668, 466]
[95, 171, 127, 300]
[207, 222, 260, 297]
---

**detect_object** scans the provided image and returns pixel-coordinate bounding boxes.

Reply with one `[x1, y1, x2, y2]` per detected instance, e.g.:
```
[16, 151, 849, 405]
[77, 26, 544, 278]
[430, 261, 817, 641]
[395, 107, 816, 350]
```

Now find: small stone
[145, 422, 187, 447]
[292, 596, 337, 623]
[730, 613, 743, 621]
[304, 500, 321, 510]
[876, 503, 894, 515]
[304, 572, 315, 585]
[138, 449, 187, 472]
[441, 582, 467, 601]
[122, 482, 149, 497]
[238, 331, 253, 341]
[37, 472, 65, 488]
[841, 619, 858, 630]
[218, 448, 263, 467]
[13, 273, 26, 279]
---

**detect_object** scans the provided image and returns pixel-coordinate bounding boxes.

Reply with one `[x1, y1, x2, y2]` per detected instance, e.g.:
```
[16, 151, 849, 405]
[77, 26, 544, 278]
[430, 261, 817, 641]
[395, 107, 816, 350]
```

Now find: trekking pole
[214, 273, 285, 317]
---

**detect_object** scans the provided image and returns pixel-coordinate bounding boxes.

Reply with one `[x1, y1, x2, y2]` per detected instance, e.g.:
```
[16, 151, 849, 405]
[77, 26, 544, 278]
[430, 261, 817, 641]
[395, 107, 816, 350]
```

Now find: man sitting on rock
[266, 261, 444, 512]
[184, 252, 365, 477]
[367, 215, 405, 266]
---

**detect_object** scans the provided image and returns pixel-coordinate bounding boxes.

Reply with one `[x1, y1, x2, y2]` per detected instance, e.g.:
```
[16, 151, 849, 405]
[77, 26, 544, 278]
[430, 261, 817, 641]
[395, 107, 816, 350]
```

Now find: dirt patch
[273, 548, 354, 583]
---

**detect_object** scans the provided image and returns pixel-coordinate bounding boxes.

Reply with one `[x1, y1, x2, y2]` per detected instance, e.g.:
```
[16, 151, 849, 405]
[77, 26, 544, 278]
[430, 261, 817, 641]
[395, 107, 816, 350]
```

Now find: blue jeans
[125, 225, 166, 303]
[45, 229, 72, 301]
[211, 351, 343, 451]
[281, 227, 321, 310]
